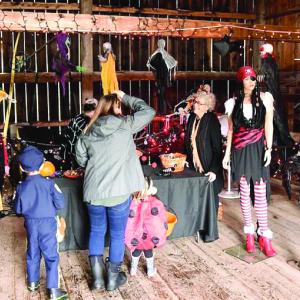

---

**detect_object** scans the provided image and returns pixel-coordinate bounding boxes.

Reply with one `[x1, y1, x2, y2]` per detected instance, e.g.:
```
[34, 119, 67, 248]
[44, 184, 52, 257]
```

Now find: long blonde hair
[84, 93, 121, 133]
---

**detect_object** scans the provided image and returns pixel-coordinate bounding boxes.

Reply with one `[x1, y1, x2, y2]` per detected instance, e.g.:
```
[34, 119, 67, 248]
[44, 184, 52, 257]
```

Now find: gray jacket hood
[90, 115, 123, 137]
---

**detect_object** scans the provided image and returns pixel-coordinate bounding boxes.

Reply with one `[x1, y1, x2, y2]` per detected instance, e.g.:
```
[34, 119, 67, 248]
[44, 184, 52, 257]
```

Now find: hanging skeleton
[147, 39, 177, 114]
[257, 43, 294, 146]
[52, 32, 84, 96]
[98, 42, 119, 95]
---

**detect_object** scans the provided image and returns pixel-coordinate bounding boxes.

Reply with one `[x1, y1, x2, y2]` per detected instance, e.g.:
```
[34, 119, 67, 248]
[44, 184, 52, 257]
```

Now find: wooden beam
[0, 2, 256, 20]
[0, 12, 228, 38]
[0, 11, 299, 41]
[253, 0, 265, 71]
[80, 0, 93, 101]
[92, 6, 256, 20]
[0, 121, 69, 129]
[0, 70, 296, 84]
[0, 2, 78, 11]
[265, 6, 300, 20]
[0, 71, 237, 84]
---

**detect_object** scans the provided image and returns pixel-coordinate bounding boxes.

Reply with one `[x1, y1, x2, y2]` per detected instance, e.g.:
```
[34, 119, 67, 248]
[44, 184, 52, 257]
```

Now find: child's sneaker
[27, 281, 40, 292]
[145, 256, 156, 277]
[130, 253, 141, 276]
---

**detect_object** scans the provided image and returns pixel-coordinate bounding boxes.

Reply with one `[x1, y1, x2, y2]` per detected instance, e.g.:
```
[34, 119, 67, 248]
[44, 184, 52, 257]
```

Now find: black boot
[106, 261, 127, 291]
[89, 255, 105, 290]
[46, 288, 68, 300]
[27, 281, 40, 292]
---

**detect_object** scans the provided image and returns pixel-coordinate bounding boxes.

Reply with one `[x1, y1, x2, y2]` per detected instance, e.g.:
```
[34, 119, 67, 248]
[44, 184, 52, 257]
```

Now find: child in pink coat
[125, 177, 167, 277]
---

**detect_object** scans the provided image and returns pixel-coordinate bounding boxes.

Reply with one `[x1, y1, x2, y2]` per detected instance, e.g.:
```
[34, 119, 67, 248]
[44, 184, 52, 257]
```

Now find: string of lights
[0, 11, 299, 41]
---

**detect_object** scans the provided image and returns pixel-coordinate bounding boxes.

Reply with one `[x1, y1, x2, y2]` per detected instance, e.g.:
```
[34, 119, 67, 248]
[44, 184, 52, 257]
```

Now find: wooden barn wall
[264, 0, 300, 72]
[263, 0, 300, 131]
[0, 0, 255, 126]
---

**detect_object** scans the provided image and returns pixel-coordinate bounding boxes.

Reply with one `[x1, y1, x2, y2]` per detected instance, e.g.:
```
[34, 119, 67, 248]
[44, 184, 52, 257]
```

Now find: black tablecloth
[56, 169, 218, 251]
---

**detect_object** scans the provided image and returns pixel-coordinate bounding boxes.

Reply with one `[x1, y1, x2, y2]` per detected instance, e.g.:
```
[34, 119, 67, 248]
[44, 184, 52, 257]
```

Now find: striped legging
[239, 176, 268, 233]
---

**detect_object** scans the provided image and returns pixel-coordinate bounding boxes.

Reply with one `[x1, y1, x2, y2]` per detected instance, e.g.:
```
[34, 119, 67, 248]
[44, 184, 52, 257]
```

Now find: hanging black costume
[147, 39, 177, 114]
[259, 53, 294, 146]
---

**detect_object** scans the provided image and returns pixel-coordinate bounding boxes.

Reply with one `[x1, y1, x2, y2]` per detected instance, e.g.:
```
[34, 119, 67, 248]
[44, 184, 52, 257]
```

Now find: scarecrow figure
[147, 39, 177, 114]
[98, 42, 119, 95]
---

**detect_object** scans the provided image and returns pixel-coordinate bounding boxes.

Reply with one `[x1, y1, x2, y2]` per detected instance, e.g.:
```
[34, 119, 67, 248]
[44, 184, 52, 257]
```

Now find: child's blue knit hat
[18, 145, 44, 172]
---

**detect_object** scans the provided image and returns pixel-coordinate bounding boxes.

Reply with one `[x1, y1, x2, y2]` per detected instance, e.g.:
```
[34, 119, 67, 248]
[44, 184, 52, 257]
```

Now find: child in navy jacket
[15, 146, 68, 300]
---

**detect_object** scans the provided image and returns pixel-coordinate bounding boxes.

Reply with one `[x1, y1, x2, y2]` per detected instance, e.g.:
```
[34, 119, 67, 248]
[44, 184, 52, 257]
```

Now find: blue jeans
[86, 197, 131, 263]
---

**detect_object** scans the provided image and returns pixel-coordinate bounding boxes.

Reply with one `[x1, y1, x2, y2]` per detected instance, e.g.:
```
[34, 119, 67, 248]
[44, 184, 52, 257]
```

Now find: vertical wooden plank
[80, 0, 94, 101]
[253, 0, 266, 71]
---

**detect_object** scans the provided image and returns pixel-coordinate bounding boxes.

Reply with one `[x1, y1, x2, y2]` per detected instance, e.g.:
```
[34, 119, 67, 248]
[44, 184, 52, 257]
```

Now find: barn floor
[1, 182, 300, 300]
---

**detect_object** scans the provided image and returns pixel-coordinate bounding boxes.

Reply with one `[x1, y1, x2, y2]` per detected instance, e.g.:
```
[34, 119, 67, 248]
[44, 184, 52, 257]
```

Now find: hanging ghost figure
[98, 42, 119, 96]
[147, 39, 178, 114]
[257, 43, 294, 146]
[52, 32, 84, 96]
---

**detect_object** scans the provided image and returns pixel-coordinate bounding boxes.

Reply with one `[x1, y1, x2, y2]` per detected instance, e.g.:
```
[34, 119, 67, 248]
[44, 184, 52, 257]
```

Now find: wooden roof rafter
[0, 11, 299, 42]
[0, 71, 237, 84]
[0, 2, 256, 21]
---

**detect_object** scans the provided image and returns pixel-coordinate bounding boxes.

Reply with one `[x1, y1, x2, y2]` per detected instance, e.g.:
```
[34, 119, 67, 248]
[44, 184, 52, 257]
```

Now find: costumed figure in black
[223, 66, 276, 257]
[257, 43, 294, 146]
[147, 39, 177, 114]
[62, 98, 98, 168]
[184, 91, 223, 241]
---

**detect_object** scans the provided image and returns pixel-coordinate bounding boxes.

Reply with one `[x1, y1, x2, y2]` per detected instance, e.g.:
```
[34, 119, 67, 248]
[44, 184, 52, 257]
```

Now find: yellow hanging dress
[100, 53, 119, 95]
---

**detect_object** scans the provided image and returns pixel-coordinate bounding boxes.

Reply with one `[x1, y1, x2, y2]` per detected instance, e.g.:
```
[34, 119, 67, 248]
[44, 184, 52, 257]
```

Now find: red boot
[246, 234, 255, 253]
[244, 224, 255, 253]
[258, 229, 277, 257]
[259, 236, 277, 257]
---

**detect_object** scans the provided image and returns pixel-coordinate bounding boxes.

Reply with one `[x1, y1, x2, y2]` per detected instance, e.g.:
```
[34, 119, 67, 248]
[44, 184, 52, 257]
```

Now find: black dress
[185, 111, 224, 209]
[231, 100, 270, 184]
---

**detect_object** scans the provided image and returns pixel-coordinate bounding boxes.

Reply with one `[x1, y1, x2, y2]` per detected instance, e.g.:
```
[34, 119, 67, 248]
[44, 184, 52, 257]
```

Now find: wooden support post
[80, 0, 93, 102]
[253, 0, 265, 70]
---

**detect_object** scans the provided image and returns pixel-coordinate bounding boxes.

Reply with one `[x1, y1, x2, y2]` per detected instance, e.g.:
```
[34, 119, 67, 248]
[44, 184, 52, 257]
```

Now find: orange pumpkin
[39, 161, 56, 177]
